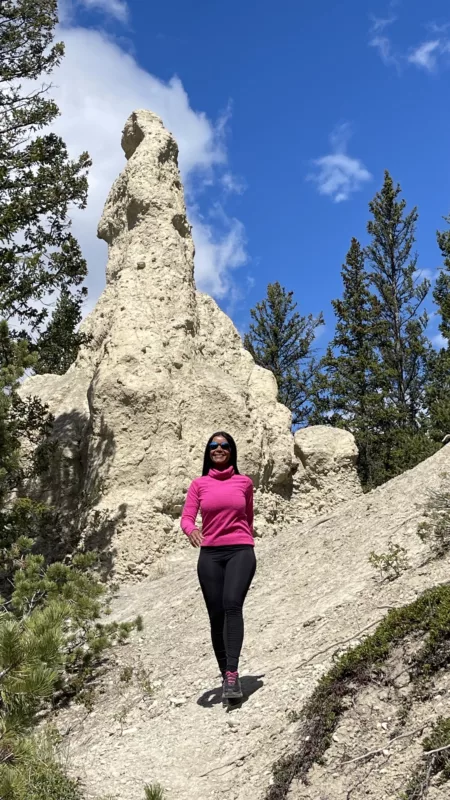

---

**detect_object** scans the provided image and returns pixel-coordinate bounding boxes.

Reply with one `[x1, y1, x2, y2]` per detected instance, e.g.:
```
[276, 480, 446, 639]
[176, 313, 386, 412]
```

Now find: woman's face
[209, 435, 231, 469]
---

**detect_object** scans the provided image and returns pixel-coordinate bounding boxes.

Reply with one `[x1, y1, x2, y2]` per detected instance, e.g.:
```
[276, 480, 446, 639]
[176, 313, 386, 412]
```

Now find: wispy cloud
[59, 0, 129, 24]
[408, 38, 450, 72]
[369, 14, 399, 68]
[408, 39, 441, 71]
[428, 21, 450, 35]
[308, 124, 372, 203]
[221, 172, 247, 195]
[369, 9, 450, 74]
[370, 14, 396, 33]
[414, 267, 438, 283]
[191, 206, 248, 298]
[370, 35, 396, 66]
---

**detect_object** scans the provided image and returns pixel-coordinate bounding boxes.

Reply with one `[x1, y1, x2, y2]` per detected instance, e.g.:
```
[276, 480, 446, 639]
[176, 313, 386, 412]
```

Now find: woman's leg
[197, 549, 227, 676]
[222, 547, 256, 672]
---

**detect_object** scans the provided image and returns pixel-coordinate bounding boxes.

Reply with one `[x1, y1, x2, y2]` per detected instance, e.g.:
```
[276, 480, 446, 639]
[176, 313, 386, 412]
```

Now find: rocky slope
[54, 440, 450, 800]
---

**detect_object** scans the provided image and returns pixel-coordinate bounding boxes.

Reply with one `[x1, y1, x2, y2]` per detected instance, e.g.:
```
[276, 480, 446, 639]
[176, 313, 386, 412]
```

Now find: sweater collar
[208, 465, 235, 481]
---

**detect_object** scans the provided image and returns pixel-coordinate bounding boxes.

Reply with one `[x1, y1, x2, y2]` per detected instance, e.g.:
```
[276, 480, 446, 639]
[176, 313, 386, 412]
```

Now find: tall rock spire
[18, 110, 360, 579]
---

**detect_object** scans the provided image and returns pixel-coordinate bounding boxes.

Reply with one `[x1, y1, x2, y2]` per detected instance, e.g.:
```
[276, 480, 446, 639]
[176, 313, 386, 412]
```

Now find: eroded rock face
[19, 110, 361, 578]
[20, 111, 296, 578]
[292, 425, 362, 516]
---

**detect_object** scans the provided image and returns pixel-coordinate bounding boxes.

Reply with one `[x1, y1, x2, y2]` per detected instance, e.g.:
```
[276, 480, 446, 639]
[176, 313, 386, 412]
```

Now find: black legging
[197, 544, 256, 674]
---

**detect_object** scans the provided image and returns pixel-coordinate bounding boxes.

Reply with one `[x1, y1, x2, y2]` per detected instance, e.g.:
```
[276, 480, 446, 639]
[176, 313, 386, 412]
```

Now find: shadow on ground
[197, 674, 265, 709]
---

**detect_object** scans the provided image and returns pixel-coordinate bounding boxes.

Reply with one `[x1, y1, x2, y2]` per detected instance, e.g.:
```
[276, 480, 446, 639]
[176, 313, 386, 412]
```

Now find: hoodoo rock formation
[19, 110, 361, 579]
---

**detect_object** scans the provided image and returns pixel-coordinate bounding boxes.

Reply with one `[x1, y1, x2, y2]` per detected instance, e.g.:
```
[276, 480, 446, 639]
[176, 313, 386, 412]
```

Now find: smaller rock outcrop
[292, 425, 362, 516]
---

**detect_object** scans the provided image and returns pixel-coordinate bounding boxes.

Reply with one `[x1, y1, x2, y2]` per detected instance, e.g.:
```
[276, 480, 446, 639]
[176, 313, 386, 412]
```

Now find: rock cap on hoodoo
[121, 109, 177, 162]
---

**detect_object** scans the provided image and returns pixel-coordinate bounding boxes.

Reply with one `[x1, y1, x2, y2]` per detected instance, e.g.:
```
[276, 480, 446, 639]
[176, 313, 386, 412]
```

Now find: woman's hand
[189, 529, 203, 548]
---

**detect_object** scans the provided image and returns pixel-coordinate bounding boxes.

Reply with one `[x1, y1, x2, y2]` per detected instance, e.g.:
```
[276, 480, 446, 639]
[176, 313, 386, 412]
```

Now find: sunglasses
[208, 442, 231, 451]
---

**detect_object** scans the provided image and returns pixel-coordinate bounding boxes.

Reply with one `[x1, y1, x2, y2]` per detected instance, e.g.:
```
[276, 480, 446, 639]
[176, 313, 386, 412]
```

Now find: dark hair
[202, 431, 240, 476]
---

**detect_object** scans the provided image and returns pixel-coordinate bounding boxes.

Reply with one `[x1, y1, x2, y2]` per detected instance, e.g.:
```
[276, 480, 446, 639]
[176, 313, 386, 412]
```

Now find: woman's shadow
[197, 674, 265, 710]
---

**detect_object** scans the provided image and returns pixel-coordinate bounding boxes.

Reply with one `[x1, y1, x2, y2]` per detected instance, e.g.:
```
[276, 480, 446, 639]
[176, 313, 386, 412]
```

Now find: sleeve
[245, 478, 254, 533]
[180, 480, 200, 536]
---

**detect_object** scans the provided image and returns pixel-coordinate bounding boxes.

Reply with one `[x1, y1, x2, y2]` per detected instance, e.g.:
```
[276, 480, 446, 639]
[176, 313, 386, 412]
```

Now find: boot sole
[222, 688, 243, 700]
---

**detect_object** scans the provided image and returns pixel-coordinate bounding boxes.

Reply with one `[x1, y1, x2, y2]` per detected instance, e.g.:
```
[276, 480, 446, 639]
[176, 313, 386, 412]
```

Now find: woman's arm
[245, 479, 254, 533]
[181, 480, 201, 535]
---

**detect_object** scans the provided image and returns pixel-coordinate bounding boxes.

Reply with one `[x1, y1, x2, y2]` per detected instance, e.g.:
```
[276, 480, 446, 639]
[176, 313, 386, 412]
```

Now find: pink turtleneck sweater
[181, 466, 254, 547]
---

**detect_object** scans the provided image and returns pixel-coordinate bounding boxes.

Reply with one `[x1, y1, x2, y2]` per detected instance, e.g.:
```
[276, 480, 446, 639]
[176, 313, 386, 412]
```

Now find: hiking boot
[222, 671, 243, 700]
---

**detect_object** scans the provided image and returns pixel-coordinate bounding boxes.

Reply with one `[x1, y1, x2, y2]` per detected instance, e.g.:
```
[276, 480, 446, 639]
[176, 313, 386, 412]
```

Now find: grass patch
[266, 583, 450, 800]
[143, 784, 165, 800]
[0, 732, 83, 800]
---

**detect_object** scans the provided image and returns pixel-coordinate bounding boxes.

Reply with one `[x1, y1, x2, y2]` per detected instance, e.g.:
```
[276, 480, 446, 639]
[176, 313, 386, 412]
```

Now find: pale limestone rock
[18, 110, 361, 577]
[19, 110, 295, 578]
[292, 425, 362, 516]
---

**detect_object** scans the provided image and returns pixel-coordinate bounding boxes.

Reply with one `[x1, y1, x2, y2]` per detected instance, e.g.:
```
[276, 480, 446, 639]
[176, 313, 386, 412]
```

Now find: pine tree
[0, 0, 91, 339]
[0, 545, 136, 795]
[309, 238, 384, 486]
[366, 171, 430, 426]
[244, 282, 324, 426]
[427, 214, 450, 441]
[0, 0, 91, 515]
[0, 6, 135, 796]
[311, 174, 440, 490]
[364, 170, 437, 481]
[0, 0, 91, 562]
[34, 288, 90, 375]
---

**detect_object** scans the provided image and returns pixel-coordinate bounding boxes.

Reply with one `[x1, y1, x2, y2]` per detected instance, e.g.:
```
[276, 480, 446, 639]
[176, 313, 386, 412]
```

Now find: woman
[181, 431, 256, 700]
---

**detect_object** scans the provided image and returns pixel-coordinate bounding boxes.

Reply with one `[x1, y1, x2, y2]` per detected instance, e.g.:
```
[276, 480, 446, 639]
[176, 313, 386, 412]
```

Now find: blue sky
[55, 0, 450, 350]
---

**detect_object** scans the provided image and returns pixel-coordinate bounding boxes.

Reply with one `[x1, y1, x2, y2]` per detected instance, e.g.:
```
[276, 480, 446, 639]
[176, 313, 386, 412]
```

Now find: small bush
[402, 716, 450, 798]
[0, 732, 83, 800]
[144, 783, 165, 800]
[368, 541, 409, 580]
[120, 665, 134, 683]
[136, 664, 153, 697]
[417, 479, 450, 557]
[113, 705, 129, 728]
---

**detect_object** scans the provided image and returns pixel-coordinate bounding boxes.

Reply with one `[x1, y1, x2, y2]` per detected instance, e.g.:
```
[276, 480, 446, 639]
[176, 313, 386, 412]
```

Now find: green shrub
[402, 717, 450, 798]
[266, 583, 450, 800]
[144, 783, 165, 800]
[0, 732, 83, 800]
[417, 478, 450, 557]
[368, 541, 409, 580]
[0, 544, 138, 787]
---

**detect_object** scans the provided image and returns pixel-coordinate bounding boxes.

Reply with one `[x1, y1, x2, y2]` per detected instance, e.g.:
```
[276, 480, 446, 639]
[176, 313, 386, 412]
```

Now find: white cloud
[408, 39, 441, 71]
[191, 207, 247, 298]
[368, 11, 450, 74]
[59, 0, 129, 24]
[369, 14, 399, 68]
[308, 124, 372, 203]
[45, 23, 247, 307]
[428, 21, 450, 35]
[221, 172, 247, 195]
[79, 0, 129, 22]
[370, 14, 396, 33]
[370, 34, 398, 67]
[414, 267, 438, 283]
[432, 332, 448, 349]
